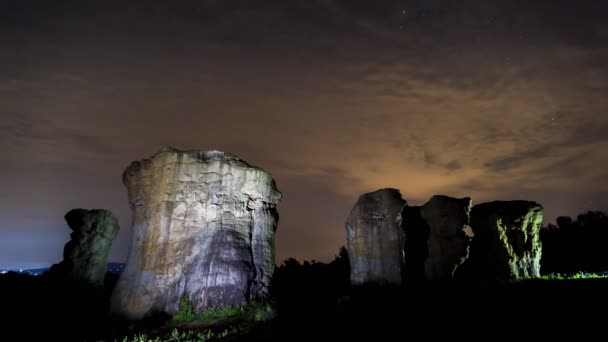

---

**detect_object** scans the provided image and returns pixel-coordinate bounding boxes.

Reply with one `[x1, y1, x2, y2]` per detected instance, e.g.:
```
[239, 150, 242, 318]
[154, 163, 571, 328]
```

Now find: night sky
[2, 1, 608, 269]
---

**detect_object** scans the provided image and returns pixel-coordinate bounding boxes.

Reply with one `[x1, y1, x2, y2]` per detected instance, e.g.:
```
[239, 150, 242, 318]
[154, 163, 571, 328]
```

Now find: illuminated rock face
[420, 195, 472, 281]
[346, 188, 407, 286]
[53, 209, 120, 287]
[111, 148, 281, 319]
[466, 201, 543, 281]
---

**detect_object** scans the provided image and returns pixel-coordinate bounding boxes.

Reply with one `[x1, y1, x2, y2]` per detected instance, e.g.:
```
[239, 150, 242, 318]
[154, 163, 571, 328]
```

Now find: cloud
[0, 112, 117, 173]
[445, 160, 462, 171]
[1, 1, 607, 264]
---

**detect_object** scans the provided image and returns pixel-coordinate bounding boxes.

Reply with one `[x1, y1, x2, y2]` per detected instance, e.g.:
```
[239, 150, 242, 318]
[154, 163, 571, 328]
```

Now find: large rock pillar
[466, 201, 543, 281]
[346, 188, 407, 286]
[420, 195, 472, 281]
[111, 148, 281, 319]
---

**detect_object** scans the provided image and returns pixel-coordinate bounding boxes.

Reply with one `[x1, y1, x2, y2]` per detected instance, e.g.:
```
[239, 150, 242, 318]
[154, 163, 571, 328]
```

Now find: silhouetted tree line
[272, 246, 350, 316]
[541, 210, 608, 274]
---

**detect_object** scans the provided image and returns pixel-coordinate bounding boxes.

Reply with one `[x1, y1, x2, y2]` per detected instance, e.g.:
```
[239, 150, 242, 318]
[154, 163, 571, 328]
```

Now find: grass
[535, 272, 608, 280]
[502, 271, 608, 283]
[113, 297, 274, 342]
[171, 296, 275, 324]
[119, 328, 228, 342]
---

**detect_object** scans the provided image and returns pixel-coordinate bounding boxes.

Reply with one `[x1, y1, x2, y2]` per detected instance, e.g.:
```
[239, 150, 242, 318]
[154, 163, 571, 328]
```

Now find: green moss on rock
[466, 201, 543, 281]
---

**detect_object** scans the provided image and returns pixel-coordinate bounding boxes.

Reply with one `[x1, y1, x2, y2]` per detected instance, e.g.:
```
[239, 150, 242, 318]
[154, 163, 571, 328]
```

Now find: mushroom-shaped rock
[111, 148, 281, 319]
[466, 201, 543, 281]
[51, 209, 120, 287]
[346, 188, 407, 286]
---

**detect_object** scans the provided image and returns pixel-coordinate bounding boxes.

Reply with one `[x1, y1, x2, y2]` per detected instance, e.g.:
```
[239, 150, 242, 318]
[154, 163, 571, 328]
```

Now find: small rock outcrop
[420, 195, 472, 281]
[51, 209, 120, 287]
[466, 201, 543, 281]
[346, 188, 407, 286]
[111, 148, 281, 319]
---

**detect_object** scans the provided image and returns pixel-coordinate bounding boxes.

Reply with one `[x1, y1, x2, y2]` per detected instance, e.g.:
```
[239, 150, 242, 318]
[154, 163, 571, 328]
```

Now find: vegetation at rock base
[534, 272, 607, 280]
[119, 328, 228, 342]
[171, 296, 275, 324]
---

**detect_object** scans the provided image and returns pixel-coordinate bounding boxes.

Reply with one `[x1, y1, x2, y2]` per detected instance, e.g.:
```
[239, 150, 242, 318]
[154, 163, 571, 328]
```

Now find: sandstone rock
[346, 188, 407, 286]
[52, 209, 120, 287]
[466, 201, 543, 281]
[111, 148, 281, 319]
[419, 195, 472, 281]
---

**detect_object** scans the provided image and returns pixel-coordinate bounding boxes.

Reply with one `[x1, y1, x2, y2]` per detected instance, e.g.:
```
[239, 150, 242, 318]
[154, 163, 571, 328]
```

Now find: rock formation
[51, 209, 120, 287]
[111, 148, 281, 319]
[466, 201, 543, 281]
[420, 195, 472, 281]
[346, 188, 407, 286]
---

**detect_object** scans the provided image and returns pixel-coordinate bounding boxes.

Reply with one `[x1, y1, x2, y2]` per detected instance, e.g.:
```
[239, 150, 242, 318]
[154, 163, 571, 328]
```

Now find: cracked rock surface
[466, 201, 543, 281]
[111, 148, 281, 319]
[419, 195, 472, 281]
[346, 188, 407, 286]
[52, 209, 120, 287]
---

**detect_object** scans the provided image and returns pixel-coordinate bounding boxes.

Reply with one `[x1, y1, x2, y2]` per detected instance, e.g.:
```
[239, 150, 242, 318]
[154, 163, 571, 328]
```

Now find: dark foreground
[1, 272, 607, 341]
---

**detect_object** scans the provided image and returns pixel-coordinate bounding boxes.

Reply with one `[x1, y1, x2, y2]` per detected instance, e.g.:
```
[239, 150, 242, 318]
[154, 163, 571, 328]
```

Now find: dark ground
[254, 280, 608, 341]
[1, 269, 607, 341]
